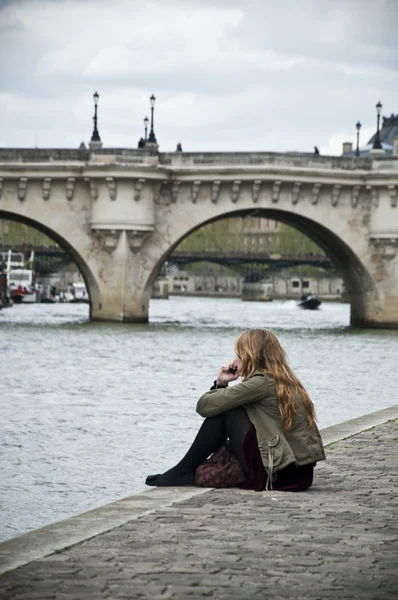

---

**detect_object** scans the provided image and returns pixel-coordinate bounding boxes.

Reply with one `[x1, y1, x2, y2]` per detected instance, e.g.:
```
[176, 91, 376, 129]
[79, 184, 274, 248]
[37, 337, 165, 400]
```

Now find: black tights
[145, 408, 252, 486]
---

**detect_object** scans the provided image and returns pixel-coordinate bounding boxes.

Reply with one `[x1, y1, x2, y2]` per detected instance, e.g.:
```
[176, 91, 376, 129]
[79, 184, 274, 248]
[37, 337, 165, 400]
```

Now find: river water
[1, 297, 397, 542]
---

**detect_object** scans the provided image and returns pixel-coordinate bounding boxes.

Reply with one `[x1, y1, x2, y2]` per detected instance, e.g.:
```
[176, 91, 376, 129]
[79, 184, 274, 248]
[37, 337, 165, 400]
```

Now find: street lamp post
[147, 94, 157, 144]
[89, 91, 102, 149]
[144, 116, 149, 142]
[355, 121, 361, 157]
[372, 101, 383, 150]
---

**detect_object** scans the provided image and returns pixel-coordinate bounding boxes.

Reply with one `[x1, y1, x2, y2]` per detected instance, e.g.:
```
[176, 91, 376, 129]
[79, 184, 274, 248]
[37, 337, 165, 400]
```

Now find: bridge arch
[0, 210, 102, 316]
[144, 207, 380, 327]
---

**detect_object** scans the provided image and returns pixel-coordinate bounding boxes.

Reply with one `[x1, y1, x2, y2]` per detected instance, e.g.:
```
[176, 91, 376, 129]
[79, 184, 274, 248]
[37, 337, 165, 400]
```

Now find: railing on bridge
[1, 245, 334, 276]
[168, 250, 332, 269]
[1, 244, 333, 269]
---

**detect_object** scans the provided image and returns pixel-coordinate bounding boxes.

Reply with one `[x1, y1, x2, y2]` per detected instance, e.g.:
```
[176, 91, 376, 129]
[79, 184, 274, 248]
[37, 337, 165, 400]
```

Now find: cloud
[0, 0, 397, 152]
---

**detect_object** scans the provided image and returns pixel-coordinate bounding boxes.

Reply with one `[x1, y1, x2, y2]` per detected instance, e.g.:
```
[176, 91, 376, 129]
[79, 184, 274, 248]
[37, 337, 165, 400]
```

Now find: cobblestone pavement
[1, 420, 397, 600]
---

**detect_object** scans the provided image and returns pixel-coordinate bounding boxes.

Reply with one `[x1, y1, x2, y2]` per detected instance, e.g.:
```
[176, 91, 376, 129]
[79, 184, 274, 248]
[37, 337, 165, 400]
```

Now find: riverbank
[0, 405, 397, 599]
[166, 291, 344, 301]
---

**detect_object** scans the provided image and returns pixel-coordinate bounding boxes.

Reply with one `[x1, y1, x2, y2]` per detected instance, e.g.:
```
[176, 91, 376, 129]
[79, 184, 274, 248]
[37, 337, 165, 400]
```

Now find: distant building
[154, 269, 343, 301]
[342, 113, 398, 156]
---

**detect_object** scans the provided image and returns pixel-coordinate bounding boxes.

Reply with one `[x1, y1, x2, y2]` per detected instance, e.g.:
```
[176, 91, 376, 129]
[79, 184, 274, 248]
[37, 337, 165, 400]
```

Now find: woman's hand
[216, 361, 239, 387]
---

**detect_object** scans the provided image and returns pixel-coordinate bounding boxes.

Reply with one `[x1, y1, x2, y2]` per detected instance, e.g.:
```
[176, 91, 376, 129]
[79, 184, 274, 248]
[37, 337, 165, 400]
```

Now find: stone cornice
[0, 156, 397, 195]
[160, 169, 376, 185]
[1, 166, 397, 186]
[1, 172, 397, 203]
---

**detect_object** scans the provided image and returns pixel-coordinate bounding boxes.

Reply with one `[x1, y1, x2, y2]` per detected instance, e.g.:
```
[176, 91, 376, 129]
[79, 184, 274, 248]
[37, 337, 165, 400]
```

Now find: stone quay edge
[0, 404, 397, 578]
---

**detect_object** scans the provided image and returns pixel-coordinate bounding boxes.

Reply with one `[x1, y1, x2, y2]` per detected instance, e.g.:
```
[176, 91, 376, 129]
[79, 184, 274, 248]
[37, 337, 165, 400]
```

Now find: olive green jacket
[196, 371, 325, 485]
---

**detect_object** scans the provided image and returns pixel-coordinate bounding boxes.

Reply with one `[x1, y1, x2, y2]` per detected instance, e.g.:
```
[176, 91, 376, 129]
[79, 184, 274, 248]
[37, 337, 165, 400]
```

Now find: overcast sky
[0, 0, 397, 154]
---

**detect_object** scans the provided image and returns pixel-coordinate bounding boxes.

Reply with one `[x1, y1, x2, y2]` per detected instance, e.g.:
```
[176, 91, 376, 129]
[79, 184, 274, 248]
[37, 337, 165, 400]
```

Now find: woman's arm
[196, 374, 268, 417]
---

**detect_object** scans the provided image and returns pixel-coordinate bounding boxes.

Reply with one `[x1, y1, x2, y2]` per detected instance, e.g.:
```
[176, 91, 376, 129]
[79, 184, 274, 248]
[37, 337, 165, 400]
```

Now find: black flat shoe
[145, 472, 196, 487]
[145, 474, 160, 485]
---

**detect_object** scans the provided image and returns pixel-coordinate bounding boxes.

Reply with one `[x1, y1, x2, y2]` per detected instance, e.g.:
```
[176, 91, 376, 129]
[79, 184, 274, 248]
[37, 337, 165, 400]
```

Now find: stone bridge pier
[0, 148, 397, 328]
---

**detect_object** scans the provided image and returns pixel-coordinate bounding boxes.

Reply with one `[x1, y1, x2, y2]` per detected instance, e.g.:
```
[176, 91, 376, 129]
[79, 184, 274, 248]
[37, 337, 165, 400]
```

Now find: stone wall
[156, 270, 343, 300]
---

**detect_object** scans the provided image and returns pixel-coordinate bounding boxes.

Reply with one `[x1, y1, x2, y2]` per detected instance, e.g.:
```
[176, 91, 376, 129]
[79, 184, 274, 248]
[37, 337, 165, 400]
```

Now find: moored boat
[39, 284, 58, 303]
[69, 282, 89, 303]
[5, 251, 39, 304]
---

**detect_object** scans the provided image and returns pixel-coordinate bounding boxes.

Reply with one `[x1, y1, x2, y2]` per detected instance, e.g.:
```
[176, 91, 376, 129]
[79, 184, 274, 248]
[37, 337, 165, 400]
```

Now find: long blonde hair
[234, 328, 316, 431]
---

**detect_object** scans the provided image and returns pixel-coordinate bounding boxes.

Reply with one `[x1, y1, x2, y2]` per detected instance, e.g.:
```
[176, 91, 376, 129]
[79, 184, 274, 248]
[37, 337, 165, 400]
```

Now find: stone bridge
[0, 148, 397, 328]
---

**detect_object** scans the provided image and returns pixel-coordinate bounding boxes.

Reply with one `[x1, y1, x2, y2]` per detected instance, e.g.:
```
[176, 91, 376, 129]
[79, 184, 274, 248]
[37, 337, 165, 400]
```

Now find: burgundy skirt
[241, 425, 314, 492]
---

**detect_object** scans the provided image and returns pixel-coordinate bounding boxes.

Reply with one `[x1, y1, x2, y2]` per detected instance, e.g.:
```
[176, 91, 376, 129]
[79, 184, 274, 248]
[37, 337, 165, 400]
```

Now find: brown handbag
[195, 441, 247, 488]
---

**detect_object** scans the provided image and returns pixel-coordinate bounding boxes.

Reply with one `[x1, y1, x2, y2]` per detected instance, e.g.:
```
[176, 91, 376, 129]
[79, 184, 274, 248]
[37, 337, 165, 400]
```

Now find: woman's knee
[225, 407, 251, 425]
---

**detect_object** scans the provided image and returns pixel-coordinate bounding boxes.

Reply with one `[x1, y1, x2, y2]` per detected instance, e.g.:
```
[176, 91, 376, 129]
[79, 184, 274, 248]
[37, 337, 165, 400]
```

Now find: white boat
[59, 290, 74, 303]
[39, 284, 59, 303]
[3, 250, 39, 304]
[69, 282, 89, 303]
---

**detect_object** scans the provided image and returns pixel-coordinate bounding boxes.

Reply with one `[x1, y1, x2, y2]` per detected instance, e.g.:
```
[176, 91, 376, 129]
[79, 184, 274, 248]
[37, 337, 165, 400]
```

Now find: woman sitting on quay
[146, 328, 325, 491]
